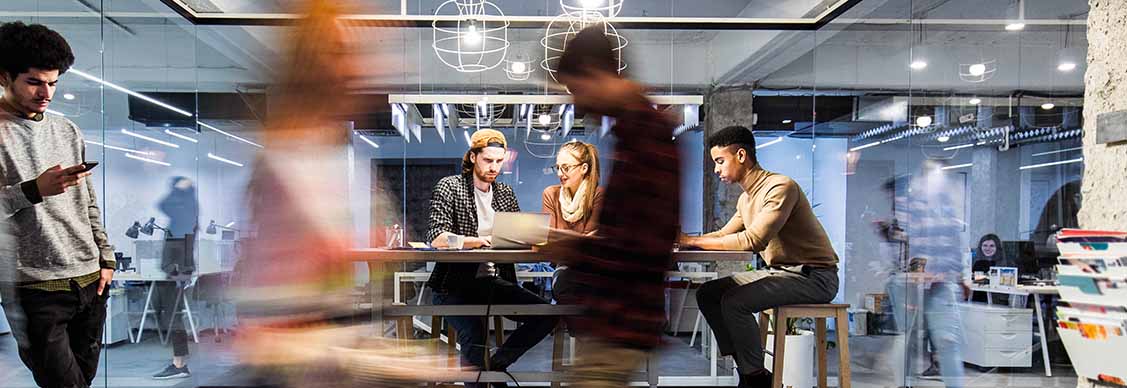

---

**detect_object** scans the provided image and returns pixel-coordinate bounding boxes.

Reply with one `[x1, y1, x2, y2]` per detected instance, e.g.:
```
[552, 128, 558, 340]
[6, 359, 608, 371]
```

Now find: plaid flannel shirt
[425, 174, 520, 292]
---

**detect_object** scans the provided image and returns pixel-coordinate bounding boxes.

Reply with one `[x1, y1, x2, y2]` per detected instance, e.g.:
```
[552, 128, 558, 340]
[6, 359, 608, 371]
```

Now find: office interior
[0, 0, 1109, 387]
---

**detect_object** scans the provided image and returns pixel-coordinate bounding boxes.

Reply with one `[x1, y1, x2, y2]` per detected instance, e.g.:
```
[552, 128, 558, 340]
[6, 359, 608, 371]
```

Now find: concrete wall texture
[1079, 0, 1127, 230]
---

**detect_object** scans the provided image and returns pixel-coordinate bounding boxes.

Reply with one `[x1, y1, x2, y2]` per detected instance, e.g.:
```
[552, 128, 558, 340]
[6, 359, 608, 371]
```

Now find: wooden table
[970, 285, 1060, 376]
[351, 248, 754, 387]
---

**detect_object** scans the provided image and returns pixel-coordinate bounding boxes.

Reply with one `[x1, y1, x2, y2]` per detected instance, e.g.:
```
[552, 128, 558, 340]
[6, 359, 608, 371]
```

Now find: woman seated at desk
[541, 141, 604, 306]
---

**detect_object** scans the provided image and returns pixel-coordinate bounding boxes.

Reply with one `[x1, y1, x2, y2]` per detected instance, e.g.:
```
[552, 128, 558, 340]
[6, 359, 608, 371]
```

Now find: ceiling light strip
[941, 163, 974, 171]
[121, 128, 179, 148]
[1018, 157, 1083, 171]
[356, 132, 380, 149]
[45, 108, 67, 117]
[197, 121, 263, 148]
[942, 143, 976, 151]
[1031, 146, 1083, 157]
[207, 152, 244, 167]
[849, 141, 882, 152]
[164, 129, 199, 143]
[69, 69, 193, 117]
[84, 140, 152, 155]
[124, 153, 171, 166]
[756, 137, 785, 149]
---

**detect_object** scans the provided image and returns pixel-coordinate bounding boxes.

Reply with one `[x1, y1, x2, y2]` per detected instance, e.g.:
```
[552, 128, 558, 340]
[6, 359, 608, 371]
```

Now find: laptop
[490, 212, 550, 250]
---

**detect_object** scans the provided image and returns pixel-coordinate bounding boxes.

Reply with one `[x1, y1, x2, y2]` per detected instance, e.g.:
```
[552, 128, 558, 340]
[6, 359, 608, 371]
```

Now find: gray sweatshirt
[0, 112, 114, 282]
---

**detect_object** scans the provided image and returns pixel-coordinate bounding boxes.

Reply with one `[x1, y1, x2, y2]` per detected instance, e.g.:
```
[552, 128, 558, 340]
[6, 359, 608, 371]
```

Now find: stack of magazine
[1054, 229, 1127, 386]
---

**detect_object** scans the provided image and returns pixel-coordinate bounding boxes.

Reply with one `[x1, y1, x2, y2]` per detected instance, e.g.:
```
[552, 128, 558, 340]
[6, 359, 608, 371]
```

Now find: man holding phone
[0, 21, 116, 388]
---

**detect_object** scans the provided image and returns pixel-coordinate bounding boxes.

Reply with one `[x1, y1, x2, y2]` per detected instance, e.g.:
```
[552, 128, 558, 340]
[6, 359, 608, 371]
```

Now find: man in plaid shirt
[426, 129, 557, 388]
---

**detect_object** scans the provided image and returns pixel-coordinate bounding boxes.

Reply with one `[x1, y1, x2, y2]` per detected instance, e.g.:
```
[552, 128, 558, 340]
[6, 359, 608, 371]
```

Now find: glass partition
[0, 0, 1092, 387]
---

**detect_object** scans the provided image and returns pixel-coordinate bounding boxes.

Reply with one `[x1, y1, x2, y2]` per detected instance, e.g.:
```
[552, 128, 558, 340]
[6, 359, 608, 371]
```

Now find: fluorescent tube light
[756, 137, 784, 149]
[121, 128, 179, 148]
[164, 129, 198, 143]
[124, 153, 171, 166]
[207, 152, 244, 167]
[69, 69, 193, 117]
[197, 121, 263, 148]
[1018, 158, 1083, 171]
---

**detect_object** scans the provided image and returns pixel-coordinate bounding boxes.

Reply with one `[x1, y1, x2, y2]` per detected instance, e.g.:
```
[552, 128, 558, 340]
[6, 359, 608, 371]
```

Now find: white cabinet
[960, 303, 1033, 368]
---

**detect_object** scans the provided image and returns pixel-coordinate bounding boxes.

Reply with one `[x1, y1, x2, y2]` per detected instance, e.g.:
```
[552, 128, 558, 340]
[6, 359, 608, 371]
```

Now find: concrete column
[1078, 0, 1127, 229]
[969, 146, 1023, 241]
[703, 86, 755, 276]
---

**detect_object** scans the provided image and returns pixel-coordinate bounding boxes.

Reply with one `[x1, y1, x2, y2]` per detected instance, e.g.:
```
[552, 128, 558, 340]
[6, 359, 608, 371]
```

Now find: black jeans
[696, 266, 839, 374]
[155, 281, 190, 357]
[1, 279, 107, 388]
[432, 277, 558, 388]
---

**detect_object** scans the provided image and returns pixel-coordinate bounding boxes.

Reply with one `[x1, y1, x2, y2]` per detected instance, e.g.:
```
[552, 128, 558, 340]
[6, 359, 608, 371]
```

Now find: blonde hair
[560, 141, 600, 215]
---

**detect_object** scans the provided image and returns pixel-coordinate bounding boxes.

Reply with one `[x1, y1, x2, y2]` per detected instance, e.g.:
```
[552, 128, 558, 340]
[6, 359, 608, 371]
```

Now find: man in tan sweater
[680, 125, 839, 388]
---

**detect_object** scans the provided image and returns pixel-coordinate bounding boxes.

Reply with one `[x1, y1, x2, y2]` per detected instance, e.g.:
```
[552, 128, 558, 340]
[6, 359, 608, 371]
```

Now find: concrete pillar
[703, 86, 755, 276]
[1078, 0, 1127, 229]
[969, 146, 1023, 241]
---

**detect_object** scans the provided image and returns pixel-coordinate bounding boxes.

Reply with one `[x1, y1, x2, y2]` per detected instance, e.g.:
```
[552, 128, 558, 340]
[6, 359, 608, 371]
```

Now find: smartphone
[73, 161, 99, 174]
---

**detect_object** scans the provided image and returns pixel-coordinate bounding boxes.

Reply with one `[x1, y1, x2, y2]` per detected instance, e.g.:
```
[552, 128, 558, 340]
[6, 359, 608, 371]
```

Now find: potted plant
[764, 316, 816, 388]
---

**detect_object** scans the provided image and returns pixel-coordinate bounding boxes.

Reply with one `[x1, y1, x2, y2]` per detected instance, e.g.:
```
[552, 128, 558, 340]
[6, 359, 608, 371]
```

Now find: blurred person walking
[547, 26, 681, 388]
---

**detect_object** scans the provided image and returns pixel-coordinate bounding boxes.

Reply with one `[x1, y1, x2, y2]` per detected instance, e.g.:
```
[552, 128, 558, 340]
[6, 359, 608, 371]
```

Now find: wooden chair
[758, 304, 851, 388]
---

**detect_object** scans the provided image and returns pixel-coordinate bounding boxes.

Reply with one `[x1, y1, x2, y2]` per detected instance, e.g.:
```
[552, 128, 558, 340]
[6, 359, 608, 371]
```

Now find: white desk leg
[135, 281, 156, 344]
[1033, 294, 1051, 377]
[393, 273, 402, 305]
[183, 289, 199, 343]
[987, 291, 993, 305]
[369, 261, 387, 337]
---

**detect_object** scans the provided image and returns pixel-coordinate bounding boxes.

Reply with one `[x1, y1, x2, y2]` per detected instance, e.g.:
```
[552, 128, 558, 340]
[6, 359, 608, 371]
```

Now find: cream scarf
[559, 181, 590, 223]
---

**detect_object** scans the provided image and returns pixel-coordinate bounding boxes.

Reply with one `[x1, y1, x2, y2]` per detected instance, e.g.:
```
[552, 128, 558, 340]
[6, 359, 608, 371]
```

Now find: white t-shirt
[474, 186, 495, 237]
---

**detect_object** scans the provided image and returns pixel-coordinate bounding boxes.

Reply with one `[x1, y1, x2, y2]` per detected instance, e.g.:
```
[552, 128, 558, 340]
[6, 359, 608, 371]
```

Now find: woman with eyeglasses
[542, 141, 604, 308]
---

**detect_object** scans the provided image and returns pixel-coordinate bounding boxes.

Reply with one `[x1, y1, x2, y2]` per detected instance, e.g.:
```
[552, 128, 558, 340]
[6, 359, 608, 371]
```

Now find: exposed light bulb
[1057, 62, 1077, 72]
[63, 93, 75, 100]
[916, 115, 933, 127]
[969, 63, 986, 76]
[1005, 23, 1025, 31]
[580, 0, 603, 8]
[511, 61, 527, 73]
[937, 135, 951, 143]
[464, 23, 481, 44]
[1041, 103, 1055, 110]
[910, 60, 928, 70]
[969, 98, 982, 105]
[540, 132, 552, 141]
[782, 119, 792, 124]
[538, 113, 551, 125]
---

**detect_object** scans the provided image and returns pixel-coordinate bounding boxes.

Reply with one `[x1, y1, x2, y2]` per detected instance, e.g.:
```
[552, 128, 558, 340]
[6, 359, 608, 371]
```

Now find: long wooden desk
[352, 248, 754, 387]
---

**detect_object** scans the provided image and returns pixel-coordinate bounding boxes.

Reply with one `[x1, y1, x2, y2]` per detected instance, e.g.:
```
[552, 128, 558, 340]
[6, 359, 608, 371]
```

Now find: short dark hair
[0, 21, 75, 79]
[708, 125, 758, 165]
[557, 26, 618, 79]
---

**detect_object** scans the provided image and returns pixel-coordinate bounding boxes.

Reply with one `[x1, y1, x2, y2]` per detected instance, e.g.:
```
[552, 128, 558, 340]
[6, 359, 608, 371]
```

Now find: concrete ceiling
[0, 0, 1090, 94]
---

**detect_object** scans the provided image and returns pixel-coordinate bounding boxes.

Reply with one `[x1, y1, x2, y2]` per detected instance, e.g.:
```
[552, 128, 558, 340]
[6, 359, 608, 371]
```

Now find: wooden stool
[758, 304, 851, 388]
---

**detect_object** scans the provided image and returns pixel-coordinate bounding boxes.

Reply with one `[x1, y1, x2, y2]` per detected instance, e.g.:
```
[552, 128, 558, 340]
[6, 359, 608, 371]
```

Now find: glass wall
[0, 0, 1090, 387]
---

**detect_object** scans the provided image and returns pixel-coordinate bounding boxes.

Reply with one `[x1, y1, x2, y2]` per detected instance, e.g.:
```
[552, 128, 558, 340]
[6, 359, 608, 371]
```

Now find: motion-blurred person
[883, 162, 968, 388]
[232, 2, 454, 387]
[547, 26, 681, 387]
[681, 126, 838, 388]
[152, 176, 199, 380]
[426, 128, 558, 388]
[541, 141, 604, 306]
[0, 21, 116, 388]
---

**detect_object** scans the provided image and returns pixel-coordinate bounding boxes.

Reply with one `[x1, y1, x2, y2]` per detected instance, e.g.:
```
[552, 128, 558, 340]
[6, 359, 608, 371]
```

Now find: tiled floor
[0, 330, 1083, 388]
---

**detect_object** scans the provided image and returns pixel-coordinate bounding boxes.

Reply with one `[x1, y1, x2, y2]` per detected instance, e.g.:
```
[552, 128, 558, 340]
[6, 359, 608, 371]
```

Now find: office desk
[113, 273, 199, 345]
[970, 285, 1060, 376]
[351, 248, 753, 387]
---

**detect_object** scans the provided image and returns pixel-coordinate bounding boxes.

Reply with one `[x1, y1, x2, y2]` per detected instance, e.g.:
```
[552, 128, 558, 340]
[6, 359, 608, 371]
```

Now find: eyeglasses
[552, 163, 585, 174]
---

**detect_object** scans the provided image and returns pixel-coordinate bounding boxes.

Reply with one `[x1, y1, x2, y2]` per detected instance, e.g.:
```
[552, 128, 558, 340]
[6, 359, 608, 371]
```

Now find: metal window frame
[159, 0, 862, 30]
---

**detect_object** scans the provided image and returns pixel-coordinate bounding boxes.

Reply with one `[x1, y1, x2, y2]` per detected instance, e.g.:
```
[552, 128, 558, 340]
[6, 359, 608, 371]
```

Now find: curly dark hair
[707, 125, 758, 165]
[0, 21, 75, 79]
